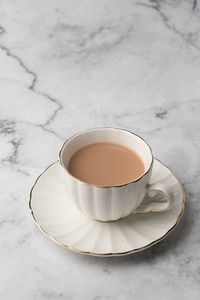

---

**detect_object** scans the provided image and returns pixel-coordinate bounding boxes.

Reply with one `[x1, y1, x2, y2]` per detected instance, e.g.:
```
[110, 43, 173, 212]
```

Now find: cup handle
[135, 183, 171, 214]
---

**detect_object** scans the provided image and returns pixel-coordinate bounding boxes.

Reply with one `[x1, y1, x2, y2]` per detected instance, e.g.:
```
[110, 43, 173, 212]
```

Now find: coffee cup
[59, 128, 171, 222]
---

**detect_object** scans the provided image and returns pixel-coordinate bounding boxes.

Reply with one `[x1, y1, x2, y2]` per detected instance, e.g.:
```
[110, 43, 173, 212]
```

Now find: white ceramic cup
[59, 128, 171, 222]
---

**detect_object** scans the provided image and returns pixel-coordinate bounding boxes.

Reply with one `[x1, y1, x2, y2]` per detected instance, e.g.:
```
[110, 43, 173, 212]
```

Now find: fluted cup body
[59, 128, 153, 222]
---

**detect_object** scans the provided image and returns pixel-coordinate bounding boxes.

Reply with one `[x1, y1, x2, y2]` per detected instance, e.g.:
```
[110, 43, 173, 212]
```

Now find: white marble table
[0, 0, 200, 299]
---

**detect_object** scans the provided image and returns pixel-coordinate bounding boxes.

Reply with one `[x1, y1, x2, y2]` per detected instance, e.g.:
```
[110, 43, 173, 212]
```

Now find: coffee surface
[68, 142, 145, 186]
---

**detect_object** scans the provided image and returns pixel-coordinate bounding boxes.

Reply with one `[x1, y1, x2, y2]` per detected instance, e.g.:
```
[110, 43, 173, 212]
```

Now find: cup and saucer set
[29, 128, 185, 257]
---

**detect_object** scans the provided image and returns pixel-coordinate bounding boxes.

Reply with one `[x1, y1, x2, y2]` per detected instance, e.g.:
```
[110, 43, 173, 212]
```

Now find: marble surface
[0, 0, 200, 299]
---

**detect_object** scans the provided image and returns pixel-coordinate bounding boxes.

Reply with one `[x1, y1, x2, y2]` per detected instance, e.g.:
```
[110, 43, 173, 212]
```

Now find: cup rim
[59, 127, 153, 188]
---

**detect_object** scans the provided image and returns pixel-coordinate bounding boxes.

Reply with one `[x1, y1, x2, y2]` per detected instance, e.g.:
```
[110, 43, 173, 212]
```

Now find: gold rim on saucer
[29, 159, 185, 257]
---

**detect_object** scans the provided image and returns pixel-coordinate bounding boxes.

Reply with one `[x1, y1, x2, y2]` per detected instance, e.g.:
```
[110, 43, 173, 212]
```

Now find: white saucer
[29, 159, 185, 257]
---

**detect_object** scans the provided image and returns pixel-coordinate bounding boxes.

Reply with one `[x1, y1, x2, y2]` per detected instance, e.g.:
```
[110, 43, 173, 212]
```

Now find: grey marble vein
[193, 0, 197, 11]
[0, 25, 37, 89]
[138, 0, 200, 53]
[0, 119, 15, 135]
[49, 22, 133, 63]
[7, 138, 22, 164]
[0, 25, 63, 140]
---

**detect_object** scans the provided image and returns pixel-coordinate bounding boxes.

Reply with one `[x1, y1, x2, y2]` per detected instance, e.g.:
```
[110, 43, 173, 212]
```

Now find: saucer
[29, 159, 185, 256]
